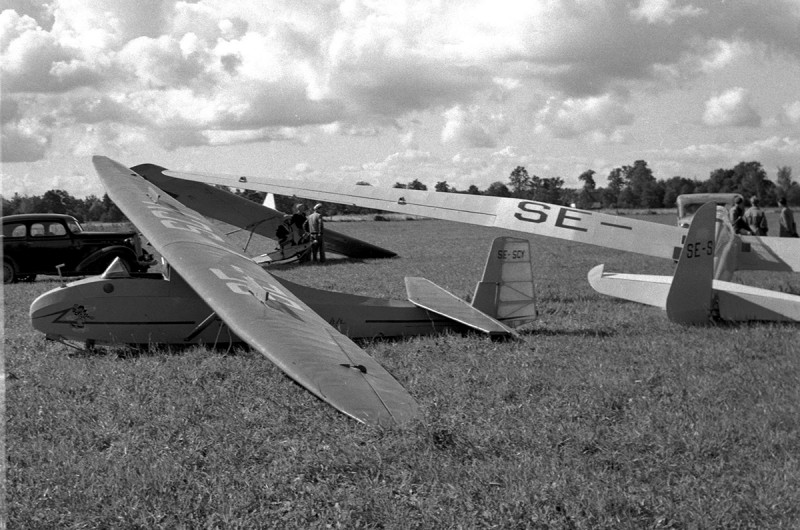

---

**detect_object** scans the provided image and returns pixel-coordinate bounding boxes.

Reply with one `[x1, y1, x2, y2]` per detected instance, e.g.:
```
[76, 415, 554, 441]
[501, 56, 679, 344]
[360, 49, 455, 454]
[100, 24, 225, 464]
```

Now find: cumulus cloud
[534, 94, 633, 141]
[630, 0, 705, 25]
[2, 121, 50, 162]
[702, 87, 761, 127]
[781, 101, 800, 125]
[441, 105, 507, 148]
[2, 0, 799, 169]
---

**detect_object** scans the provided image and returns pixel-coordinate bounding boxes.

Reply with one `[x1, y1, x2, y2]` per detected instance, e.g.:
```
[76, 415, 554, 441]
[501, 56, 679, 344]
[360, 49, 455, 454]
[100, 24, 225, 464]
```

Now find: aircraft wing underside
[164, 170, 687, 261]
[93, 156, 418, 427]
[164, 169, 800, 274]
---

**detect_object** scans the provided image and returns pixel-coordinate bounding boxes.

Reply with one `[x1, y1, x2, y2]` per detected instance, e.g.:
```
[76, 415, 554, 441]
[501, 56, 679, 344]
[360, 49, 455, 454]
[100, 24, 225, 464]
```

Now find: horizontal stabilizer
[715, 281, 800, 322]
[405, 277, 518, 338]
[587, 265, 671, 309]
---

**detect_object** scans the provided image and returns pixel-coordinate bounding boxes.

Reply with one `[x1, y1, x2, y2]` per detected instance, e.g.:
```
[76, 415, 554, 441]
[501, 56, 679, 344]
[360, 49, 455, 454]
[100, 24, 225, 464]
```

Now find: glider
[131, 163, 396, 263]
[588, 202, 800, 324]
[30, 157, 537, 426]
[162, 168, 800, 280]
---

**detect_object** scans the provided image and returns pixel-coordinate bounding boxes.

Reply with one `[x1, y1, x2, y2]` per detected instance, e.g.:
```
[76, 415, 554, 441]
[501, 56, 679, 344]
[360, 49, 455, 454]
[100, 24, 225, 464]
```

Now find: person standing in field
[290, 203, 309, 243]
[744, 196, 768, 236]
[729, 196, 751, 234]
[778, 197, 798, 237]
[304, 203, 326, 263]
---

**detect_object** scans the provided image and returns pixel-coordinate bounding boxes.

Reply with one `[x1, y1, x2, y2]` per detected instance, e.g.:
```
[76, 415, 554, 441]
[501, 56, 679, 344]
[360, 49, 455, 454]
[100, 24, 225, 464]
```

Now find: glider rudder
[471, 237, 537, 328]
[664, 202, 717, 324]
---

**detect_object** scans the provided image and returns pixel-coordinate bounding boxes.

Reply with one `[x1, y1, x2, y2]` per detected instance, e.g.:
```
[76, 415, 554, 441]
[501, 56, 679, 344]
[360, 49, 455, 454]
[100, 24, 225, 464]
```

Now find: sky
[2, 0, 800, 198]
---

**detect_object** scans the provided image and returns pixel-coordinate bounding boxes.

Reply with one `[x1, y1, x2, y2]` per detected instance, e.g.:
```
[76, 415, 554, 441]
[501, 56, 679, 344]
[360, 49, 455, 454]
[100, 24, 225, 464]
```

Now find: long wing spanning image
[163, 168, 800, 280]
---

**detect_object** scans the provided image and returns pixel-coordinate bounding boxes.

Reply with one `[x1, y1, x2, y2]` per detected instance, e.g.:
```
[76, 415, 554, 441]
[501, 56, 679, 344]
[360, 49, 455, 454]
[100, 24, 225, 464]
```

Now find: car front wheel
[3, 260, 16, 284]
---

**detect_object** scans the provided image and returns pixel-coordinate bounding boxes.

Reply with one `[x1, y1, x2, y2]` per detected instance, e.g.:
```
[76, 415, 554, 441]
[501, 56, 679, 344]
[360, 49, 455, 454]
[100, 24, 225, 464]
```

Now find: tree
[623, 160, 660, 208]
[533, 177, 565, 204]
[775, 166, 796, 200]
[662, 176, 697, 208]
[603, 167, 625, 207]
[508, 166, 531, 198]
[435, 181, 451, 192]
[466, 184, 481, 195]
[578, 169, 596, 191]
[100, 193, 126, 222]
[40, 189, 74, 214]
[733, 161, 769, 201]
[393, 179, 427, 190]
[485, 181, 511, 197]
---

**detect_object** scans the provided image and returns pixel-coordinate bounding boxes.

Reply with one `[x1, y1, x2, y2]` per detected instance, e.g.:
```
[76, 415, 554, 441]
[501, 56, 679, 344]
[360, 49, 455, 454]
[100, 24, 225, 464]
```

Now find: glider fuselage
[30, 270, 462, 347]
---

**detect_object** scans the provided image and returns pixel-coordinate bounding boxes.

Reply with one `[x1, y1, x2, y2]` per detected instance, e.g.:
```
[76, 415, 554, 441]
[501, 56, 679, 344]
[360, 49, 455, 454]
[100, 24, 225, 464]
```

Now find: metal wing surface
[164, 169, 688, 262]
[93, 156, 418, 427]
[404, 277, 518, 338]
[167, 170, 800, 273]
[735, 236, 800, 273]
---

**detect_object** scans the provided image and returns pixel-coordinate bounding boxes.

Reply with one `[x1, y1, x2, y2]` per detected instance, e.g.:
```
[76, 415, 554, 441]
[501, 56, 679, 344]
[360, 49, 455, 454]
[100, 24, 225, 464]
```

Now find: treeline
[1, 190, 126, 222]
[2, 160, 797, 220]
[394, 160, 799, 209]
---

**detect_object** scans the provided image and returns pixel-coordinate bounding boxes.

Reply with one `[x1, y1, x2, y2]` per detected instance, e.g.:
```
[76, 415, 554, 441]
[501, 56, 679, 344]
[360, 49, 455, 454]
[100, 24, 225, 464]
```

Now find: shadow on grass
[64, 341, 253, 360]
[520, 327, 617, 338]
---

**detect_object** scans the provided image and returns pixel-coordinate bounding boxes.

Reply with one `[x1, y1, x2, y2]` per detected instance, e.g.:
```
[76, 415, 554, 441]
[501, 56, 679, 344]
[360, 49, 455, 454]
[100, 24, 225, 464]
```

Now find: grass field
[5, 214, 800, 528]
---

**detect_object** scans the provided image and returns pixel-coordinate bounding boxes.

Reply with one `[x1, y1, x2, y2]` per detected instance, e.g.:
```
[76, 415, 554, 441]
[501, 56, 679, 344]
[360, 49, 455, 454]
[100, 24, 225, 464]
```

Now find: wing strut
[183, 311, 221, 342]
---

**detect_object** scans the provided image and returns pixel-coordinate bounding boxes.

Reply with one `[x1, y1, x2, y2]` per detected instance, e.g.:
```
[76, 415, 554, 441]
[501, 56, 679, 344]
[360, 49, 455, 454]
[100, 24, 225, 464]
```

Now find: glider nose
[29, 284, 93, 339]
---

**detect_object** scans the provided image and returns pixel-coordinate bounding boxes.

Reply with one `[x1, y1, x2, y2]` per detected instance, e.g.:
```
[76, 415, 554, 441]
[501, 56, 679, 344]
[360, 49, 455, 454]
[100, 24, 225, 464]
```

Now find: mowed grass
[6, 215, 800, 528]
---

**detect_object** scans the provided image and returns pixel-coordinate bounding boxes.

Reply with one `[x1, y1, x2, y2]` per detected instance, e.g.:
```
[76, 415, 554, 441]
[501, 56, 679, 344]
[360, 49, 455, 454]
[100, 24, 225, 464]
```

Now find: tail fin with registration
[664, 202, 716, 324]
[587, 202, 717, 323]
[471, 236, 537, 328]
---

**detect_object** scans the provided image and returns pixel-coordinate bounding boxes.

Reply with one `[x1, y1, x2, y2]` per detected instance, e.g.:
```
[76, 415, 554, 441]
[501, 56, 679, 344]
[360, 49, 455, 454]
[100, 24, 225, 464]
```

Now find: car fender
[76, 245, 138, 272]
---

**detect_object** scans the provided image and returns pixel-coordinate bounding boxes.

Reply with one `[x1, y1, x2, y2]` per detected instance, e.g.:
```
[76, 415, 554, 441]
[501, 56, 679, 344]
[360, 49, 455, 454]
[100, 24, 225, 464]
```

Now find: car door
[27, 220, 77, 275]
[3, 221, 30, 271]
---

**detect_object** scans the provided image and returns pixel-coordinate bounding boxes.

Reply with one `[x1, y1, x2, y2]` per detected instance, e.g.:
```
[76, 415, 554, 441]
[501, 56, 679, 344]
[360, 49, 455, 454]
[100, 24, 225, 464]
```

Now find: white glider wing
[93, 156, 418, 427]
[164, 170, 687, 262]
[165, 169, 800, 274]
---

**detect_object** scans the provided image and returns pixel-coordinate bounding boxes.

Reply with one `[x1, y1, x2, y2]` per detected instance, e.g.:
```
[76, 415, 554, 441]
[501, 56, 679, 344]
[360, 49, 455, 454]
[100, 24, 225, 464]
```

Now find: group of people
[275, 202, 327, 262]
[729, 195, 797, 237]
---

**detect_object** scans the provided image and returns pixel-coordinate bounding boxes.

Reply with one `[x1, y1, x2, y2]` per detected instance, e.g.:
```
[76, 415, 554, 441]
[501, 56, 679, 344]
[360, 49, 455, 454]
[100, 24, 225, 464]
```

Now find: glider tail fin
[471, 237, 537, 328]
[665, 201, 717, 324]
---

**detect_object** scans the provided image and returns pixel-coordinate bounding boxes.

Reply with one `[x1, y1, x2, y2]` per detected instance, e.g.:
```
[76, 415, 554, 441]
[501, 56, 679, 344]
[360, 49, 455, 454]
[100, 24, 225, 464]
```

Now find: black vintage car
[2, 213, 154, 283]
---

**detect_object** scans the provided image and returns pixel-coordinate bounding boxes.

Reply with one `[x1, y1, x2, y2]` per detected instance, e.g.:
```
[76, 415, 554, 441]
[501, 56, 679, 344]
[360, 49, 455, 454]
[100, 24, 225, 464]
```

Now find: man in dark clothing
[304, 203, 326, 263]
[290, 203, 308, 243]
[779, 197, 798, 237]
[729, 196, 751, 235]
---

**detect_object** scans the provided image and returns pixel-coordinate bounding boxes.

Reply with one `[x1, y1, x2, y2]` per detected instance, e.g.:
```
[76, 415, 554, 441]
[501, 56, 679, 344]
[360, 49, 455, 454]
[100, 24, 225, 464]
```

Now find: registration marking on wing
[209, 266, 305, 313]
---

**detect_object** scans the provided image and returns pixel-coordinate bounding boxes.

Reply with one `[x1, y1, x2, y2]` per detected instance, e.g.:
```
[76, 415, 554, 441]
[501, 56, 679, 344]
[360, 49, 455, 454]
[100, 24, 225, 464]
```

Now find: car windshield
[67, 219, 83, 233]
[681, 203, 702, 216]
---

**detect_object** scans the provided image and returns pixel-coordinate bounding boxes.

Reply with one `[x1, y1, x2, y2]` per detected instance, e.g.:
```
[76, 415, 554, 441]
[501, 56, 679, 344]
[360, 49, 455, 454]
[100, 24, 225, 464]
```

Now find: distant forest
[2, 160, 797, 221]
